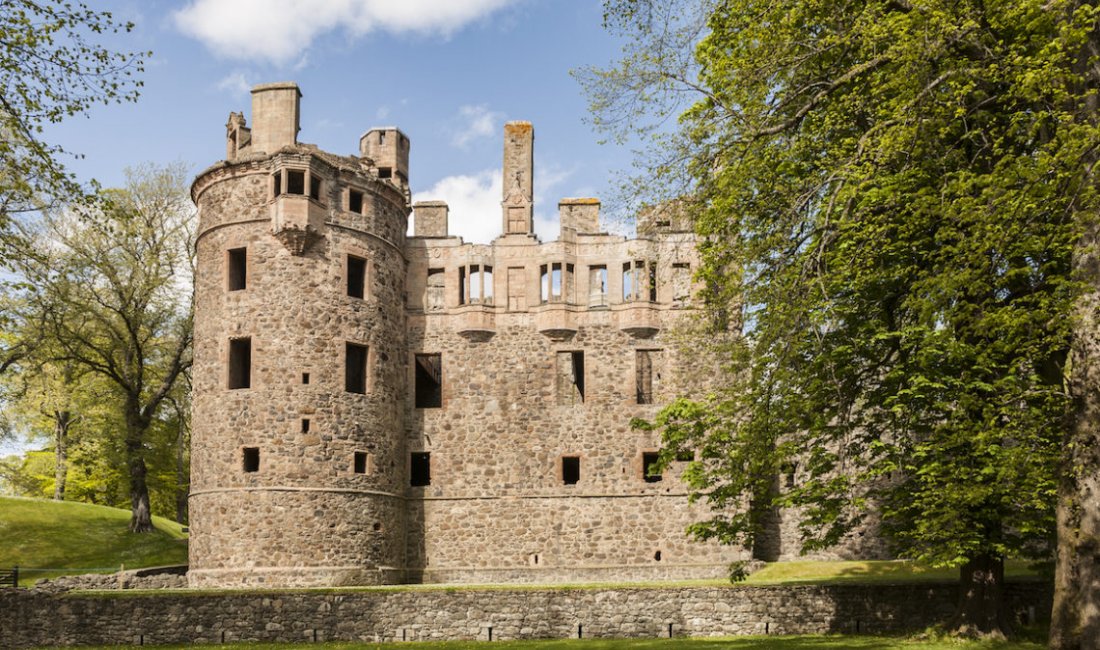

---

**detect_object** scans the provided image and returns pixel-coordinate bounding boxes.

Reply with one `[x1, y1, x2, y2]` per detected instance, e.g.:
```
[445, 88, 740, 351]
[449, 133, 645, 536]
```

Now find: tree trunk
[125, 405, 154, 533]
[949, 554, 1008, 638]
[52, 410, 71, 501]
[175, 414, 188, 524]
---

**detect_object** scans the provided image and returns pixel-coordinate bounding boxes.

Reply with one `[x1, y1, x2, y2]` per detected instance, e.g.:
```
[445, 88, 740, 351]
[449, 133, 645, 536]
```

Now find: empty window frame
[556, 351, 585, 405]
[286, 170, 305, 195]
[242, 447, 260, 473]
[410, 451, 431, 486]
[588, 265, 608, 307]
[227, 247, 247, 291]
[301, 418, 311, 434]
[228, 338, 252, 389]
[378, 167, 392, 179]
[309, 175, 322, 201]
[426, 268, 445, 311]
[622, 260, 656, 302]
[345, 342, 369, 394]
[273, 171, 282, 196]
[347, 255, 367, 299]
[642, 451, 662, 482]
[459, 264, 494, 305]
[636, 349, 660, 404]
[540, 263, 574, 303]
[354, 451, 372, 475]
[562, 456, 580, 485]
[415, 353, 442, 408]
[672, 262, 692, 304]
[348, 189, 364, 214]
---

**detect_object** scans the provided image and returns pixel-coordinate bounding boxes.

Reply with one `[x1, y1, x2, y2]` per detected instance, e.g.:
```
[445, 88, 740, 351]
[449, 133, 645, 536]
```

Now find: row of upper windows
[237, 448, 690, 487]
[226, 344, 661, 407]
[225, 248, 368, 298]
[269, 168, 395, 211]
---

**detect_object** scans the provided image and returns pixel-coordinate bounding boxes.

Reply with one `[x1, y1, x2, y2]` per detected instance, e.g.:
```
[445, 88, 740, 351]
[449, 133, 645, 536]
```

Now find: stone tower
[188, 82, 412, 587]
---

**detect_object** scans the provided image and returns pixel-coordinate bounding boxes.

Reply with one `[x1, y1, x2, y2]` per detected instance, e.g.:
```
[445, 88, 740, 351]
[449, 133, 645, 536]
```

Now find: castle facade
[187, 82, 745, 588]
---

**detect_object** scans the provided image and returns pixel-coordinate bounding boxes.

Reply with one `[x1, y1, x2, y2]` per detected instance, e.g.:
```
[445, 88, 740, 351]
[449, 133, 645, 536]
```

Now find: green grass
[742, 559, 1045, 586]
[0, 495, 188, 583]
[39, 635, 1046, 650]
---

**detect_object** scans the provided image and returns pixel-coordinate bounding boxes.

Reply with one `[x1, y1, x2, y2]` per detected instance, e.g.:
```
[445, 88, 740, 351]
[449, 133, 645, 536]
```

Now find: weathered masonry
[189, 82, 868, 589]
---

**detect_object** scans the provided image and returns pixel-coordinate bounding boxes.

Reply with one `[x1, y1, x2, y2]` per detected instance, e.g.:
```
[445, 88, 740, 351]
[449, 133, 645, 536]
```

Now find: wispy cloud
[450, 104, 504, 149]
[215, 71, 251, 96]
[174, 0, 522, 65]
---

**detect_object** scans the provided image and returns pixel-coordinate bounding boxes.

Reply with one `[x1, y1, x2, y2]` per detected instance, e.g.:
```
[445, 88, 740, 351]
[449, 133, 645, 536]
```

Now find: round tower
[188, 82, 411, 587]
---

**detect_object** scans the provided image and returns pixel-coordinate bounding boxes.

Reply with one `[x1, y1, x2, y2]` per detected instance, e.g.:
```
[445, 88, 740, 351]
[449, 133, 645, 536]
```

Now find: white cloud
[215, 72, 251, 96]
[450, 104, 504, 149]
[174, 0, 521, 64]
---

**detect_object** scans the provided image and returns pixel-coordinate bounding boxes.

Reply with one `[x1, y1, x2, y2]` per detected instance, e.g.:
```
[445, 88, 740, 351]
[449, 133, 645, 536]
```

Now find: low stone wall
[0, 581, 1050, 648]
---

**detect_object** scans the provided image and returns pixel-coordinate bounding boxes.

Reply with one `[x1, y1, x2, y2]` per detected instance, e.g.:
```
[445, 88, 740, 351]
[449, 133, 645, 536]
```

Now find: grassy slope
[0, 495, 187, 582]
[743, 559, 1044, 585]
[49, 636, 1045, 650]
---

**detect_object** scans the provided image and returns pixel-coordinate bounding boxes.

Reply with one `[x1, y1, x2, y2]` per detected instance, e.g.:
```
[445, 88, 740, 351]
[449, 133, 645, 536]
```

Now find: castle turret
[360, 127, 410, 191]
[189, 83, 411, 588]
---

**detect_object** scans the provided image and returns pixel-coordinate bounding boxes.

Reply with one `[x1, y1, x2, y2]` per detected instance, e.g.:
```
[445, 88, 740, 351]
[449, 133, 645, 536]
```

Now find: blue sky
[43, 0, 642, 245]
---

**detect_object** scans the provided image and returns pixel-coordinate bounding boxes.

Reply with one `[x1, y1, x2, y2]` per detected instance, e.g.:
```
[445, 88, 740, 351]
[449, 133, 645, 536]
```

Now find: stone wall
[0, 582, 1050, 648]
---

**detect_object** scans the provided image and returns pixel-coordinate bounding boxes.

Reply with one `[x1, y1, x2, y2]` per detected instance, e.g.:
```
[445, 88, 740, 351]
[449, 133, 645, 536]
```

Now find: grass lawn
[742, 559, 1045, 585]
[41, 635, 1046, 650]
[0, 495, 187, 583]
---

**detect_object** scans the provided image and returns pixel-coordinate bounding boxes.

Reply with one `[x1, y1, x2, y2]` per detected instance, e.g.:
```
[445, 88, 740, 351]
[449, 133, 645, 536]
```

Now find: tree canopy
[589, 0, 1100, 638]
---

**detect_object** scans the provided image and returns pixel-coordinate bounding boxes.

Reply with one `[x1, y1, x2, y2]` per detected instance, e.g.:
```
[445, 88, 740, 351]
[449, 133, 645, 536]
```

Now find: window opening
[588, 265, 607, 307]
[636, 350, 655, 404]
[562, 456, 580, 485]
[273, 172, 282, 196]
[287, 170, 305, 195]
[345, 342, 368, 394]
[309, 175, 322, 201]
[242, 447, 259, 473]
[672, 262, 691, 304]
[228, 338, 251, 389]
[227, 248, 247, 291]
[347, 255, 367, 299]
[301, 419, 310, 434]
[643, 452, 662, 482]
[415, 353, 442, 408]
[556, 351, 585, 404]
[354, 451, 371, 475]
[302, 372, 310, 385]
[378, 167, 392, 179]
[654, 550, 662, 561]
[648, 262, 658, 302]
[458, 266, 467, 305]
[426, 268, 445, 311]
[410, 452, 431, 486]
[348, 189, 363, 214]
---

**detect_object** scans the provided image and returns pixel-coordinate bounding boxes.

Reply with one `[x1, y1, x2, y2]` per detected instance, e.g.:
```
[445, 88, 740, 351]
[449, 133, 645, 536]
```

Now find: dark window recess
[562, 456, 580, 485]
[347, 256, 367, 299]
[648, 263, 658, 302]
[309, 175, 322, 201]
[415, 353, 442, 408]
[458, 266, 467, 305]
[227, 248, 247, 291]
[570, 351, 585, 401]
[242, 447, 259, 473]
[287, 170, 305, 195]
[348, 189, 363, 213]
[354, 451, 369, 474]
[228, 338, 251, 389]
[302, 372, 310, 385]
[643, 452, 662, 482]
[654, 550, 662, 561]
[273, 172, 282, 196]
[378, 167, 392, 179]
[782, 462, 797, 489]
[636, 350, 654, 404]
[345, 342, 368, 394]
[301, 419, 310, 434]
[410, 452, 431, 486]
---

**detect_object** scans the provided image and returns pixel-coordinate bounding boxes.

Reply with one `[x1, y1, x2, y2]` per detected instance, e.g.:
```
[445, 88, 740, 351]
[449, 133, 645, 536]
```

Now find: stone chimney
[249, 82, 300, 154]
[501, 121, 534, 236]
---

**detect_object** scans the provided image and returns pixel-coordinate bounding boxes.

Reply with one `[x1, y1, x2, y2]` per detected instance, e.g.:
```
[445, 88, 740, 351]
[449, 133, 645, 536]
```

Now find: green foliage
[597, 0, 1100, 572]
[0, 495, 186, 582]
[0, 0, 147, 253]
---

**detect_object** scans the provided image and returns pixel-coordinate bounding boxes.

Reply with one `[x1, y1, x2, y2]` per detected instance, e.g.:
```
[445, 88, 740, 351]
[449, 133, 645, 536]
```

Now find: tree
[587, 0, 1100, 638]
[0, 0, 146, 250]
[19, 163, 193, 532]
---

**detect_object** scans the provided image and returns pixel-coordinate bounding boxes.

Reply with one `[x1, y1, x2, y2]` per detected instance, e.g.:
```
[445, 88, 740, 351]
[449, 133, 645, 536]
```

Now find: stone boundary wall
[0, 581, 1049, 647]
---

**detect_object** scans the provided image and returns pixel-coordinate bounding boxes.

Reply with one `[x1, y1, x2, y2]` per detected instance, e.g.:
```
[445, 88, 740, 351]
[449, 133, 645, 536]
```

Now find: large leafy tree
[17, 163, 193, 532]
[0, 0, 146, 257]
[587, 0, 1100, 639]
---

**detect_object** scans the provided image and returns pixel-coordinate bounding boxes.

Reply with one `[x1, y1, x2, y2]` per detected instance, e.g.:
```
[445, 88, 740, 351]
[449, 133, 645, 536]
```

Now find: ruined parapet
[501, 121, 534, 236]
[413, 201, 448, 238]
[361, 127, 410, 190]
[249, 82, 301, 154]
[559, 198, 600, 241]
[637, 198, 694, 236]
[225, 112, 251, 161]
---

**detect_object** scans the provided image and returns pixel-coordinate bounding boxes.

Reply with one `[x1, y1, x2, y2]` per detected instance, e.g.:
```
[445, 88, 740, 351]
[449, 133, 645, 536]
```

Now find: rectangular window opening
[459, 266, 467, 305]
[469, 264, 482, 302]
[426, 268, 445, 311]
[562, 456, 580, 485]
[273, 172, 282, 196]
[643, 452, 663, 482]
[622, 262, 634, 301]
[345, 342, 368, 394]
[301, 418, 310, 434]
[483, 266, 494, 303]
[589, 265, 608, 307]
[415, 353, 442, 409]
[636, 350, 654, 404]
[347, 255, 367, 299]
[242, 447, 259, 473]
[227, 247, 247, 291]
[378, 167, 392, 179]
[302, 372, 310, 385]
[557, 351, 585, 405]
[348, 189, 363, 214]
[228, 338, 251, 390]
[287, 170, 305, 195]
[411, 451, 431, 486]
[648, 262, 657, 302]
[309, 175, 322, 201]
[354, 451, 370, 475]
